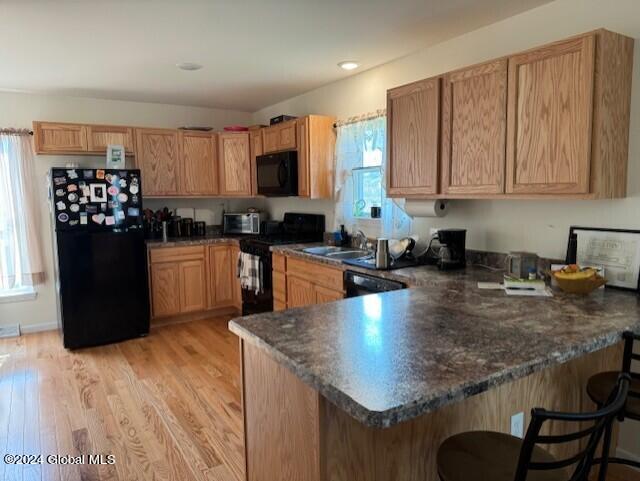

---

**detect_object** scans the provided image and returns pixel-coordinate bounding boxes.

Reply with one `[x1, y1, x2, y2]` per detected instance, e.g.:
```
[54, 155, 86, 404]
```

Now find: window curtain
[0, 131, 45, 289]
[333, 113, 412, 238]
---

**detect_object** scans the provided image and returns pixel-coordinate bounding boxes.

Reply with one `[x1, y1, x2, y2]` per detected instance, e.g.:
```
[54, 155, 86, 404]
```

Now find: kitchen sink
[302, 246, 371, 260]
[325, 250, 372, 260]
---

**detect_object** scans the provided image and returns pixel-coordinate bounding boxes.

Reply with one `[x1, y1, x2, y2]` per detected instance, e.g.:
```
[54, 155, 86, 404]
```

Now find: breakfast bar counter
[229, 273, 640, 481]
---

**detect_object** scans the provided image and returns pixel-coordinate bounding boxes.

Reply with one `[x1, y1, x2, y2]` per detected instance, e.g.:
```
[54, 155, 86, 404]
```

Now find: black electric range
[239, 213, 325, 315]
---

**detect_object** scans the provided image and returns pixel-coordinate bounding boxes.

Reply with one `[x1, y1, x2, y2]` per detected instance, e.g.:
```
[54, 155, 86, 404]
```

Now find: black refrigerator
[50, 168, 150, 349]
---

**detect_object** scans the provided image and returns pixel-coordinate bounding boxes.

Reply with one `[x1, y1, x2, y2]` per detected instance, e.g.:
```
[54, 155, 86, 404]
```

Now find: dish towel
[238, 252, 263, 295]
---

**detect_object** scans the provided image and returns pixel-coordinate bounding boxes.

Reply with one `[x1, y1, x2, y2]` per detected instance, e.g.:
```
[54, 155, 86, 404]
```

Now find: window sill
[0, 287, 37, 304]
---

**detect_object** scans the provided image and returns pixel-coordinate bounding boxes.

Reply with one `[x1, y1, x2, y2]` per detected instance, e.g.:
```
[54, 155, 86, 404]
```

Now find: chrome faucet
[355, 230, 368, 250]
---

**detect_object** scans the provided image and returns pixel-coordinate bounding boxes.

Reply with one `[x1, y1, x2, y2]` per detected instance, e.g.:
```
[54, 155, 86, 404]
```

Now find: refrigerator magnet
[79, 197, 88, 205]
[115, 209, 126, 221]
[69, 220, 79, 226]
[57, 213, 69, 223]
[131, 195, 139, 204]
[80, 213, 88, 225]
[117, 193, 128, 203]
[83, 170, 94, 179]
[56, 201, 66, 211]
[54, 176, 67, 185]
[69, 204, 80, 213]
[82, 185, 91, 197]
[92, 213, 105, 224]
[55, 188, 65, 197]
[85, 205, 97, 214]
[96, 170, 105, 180]
[100, 203, 107, 212]
[108, 200, 117, 209]
[127, 207, 140, 217]
[129, 184, 139, 195]
[105, 173, 113, 184]
[107, 185, 119, 196]
[119, 178, 127, 188]
[89, 184, 107, 202]
[67, 184, 78, 192]
[68, 193, 78, 202]
[105, 215, 115, 226]
[67, 169, 78, 179]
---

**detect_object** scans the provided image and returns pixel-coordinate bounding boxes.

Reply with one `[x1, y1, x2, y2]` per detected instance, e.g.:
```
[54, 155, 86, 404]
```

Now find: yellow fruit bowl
[552, 267, 607, 294]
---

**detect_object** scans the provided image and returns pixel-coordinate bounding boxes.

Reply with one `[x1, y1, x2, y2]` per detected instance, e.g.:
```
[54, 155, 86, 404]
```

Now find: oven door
[256, 151, 298, 196]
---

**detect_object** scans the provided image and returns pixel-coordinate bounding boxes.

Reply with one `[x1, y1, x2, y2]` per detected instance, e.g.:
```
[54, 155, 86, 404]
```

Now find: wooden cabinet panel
[179, 259, 207, 313]
[296, 117, 310, 197]
[273, 300, 287, 312]
[135, 128, 180, 196]
[149, 245, 205, 264]
[218, 132, 252, 196]
[442, 59, 507, 195]
[181, 131, 218, 196]
[387, 78, 441, 196]
[506, 34, 595, 194]
[33, 122, 87, 154]
[286, 257, 343, 292]
[249, 130, 263, 196]
[86, 125, 135, 153]
[313, 285, 343, 305]
[230, 246, 241, 308]
[272, 253, 286, 273]
[262, 121, 297, 154]
[150, 262, 181, 318]
[286, 275, 315, 309]
[273, 271, 286, 304]
[209, 245, 234, 308]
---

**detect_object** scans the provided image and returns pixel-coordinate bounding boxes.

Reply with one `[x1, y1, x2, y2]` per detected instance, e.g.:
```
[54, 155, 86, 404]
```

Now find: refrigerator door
[56, 229, 150, 349]
[51, 168, 143, 232]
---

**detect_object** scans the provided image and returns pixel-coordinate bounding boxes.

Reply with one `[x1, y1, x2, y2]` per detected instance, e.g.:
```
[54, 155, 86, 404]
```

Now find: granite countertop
[146, 233, 242, 249]
[230, 247, 640, 428]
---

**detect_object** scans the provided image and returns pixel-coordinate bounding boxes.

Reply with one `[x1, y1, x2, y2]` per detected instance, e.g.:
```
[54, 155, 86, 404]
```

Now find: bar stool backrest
[622, 331, 640, 419]
[513, 374, 630, 481]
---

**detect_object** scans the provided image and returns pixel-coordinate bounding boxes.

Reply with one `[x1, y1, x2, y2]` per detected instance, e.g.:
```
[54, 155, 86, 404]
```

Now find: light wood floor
[1, 317, 639, 481]
[0, 317, 244, 481]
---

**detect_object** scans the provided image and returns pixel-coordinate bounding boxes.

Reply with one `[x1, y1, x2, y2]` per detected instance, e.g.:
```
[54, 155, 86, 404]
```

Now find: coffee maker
[423, 228, 467, 270]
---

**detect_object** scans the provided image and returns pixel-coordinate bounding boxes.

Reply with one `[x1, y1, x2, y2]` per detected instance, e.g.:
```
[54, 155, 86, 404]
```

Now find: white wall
[253, 0, 640, 261]
[0, 91, 252, 332]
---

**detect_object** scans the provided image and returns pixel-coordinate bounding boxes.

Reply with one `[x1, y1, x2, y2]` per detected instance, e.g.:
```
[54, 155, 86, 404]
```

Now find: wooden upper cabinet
[218, 132, 252, 196]
[135, 128, 180, 196]
[506, 34, 595, 195]
[86, 125, 135, 154]
[33, 122, 87, 154]
[442, 59, 508, 195]
[180, 131, 218, 196]
[249, 129, 263, 196]
[296, 115, 336, 199]
[387, 77, 441, 197]
[263, 120, 297, 154]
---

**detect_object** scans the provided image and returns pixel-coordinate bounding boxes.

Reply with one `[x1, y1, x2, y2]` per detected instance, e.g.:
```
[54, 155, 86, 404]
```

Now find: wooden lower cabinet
[209, 245, 235, 308]
[178, 259, 207, 313]
[274, 254, 344, 310]
[230, 245, 242, 309]
[150, 262, 181, 317]
[149, 244, 241, 319]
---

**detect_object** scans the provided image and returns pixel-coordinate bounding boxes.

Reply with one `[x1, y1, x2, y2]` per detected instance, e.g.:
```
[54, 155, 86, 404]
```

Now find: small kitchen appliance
[424, 228, 467, 270]
[375, 239, 391, 269]
[506, 251, 539, 279]
[223, 212, 265, 235]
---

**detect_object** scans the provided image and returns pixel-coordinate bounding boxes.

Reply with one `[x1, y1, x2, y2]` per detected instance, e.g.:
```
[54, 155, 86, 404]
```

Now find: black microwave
[256, 151, 298, 196]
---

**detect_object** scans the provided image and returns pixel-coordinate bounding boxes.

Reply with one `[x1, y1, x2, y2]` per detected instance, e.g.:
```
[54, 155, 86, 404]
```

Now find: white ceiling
[1, 0, 551, 112]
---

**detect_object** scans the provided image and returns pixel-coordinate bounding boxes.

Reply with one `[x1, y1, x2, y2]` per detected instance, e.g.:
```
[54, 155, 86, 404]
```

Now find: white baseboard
[616, 447, 640, 470]
[20, 321, 59, 334]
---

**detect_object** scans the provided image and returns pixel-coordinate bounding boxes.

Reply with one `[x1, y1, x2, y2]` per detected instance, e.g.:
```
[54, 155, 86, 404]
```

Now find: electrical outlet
[511, 412, 524, 438]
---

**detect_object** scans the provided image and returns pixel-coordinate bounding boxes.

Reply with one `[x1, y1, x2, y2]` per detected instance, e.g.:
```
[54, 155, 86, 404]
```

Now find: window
[352, 125, 383, 219]
[0, 131, 43, 299]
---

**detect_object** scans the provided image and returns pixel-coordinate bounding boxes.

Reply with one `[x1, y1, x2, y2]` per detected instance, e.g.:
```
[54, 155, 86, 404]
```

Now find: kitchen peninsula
[229, 273, 640, 481]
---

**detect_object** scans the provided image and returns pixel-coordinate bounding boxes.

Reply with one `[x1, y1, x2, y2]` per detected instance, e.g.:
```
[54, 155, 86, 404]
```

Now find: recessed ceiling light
[177, 62, 203, 71]
[338, 61, 359, 71]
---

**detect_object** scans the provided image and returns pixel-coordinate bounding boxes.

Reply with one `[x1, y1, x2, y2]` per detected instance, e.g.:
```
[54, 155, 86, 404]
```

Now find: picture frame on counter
[566, 226, 640, 292]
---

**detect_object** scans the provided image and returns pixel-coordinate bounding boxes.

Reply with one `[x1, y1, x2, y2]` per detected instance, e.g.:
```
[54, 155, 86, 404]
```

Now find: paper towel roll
[404, 199, 449, 218]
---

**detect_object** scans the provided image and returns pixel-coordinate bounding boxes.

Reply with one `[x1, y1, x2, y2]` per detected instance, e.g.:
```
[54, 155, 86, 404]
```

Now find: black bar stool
[586, 331, 640, 480]
[436, 374, 630, 481]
